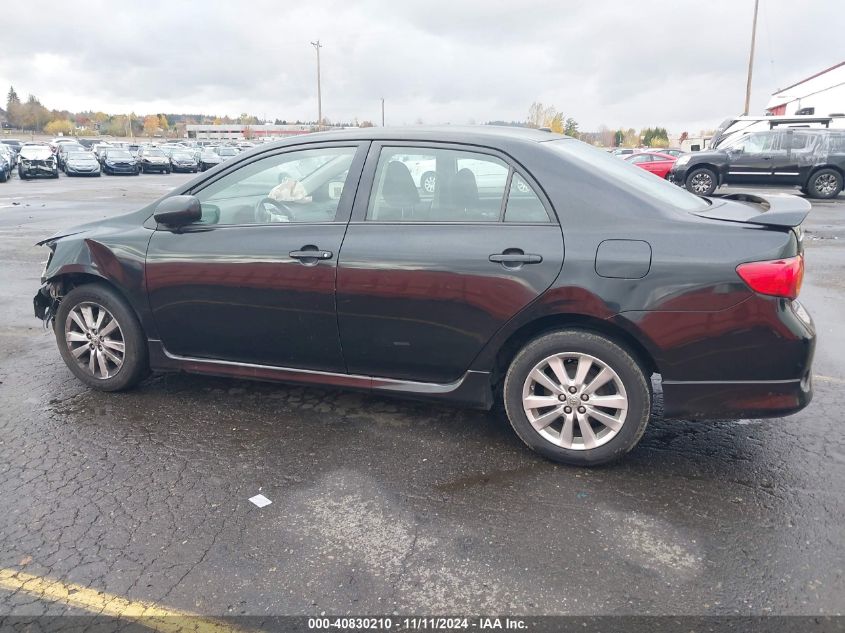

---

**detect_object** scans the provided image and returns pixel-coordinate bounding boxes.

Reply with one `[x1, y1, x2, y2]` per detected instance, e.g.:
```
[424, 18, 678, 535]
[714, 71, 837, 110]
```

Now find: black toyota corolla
[33, 127, 815, 465]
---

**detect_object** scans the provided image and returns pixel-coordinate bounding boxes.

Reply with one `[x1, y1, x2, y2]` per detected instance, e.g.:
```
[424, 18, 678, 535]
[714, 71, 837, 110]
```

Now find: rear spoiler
[693, 193, 811, 228]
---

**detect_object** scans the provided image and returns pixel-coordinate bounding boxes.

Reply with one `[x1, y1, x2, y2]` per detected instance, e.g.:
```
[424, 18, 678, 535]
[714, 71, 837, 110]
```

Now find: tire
[54, 283, 149, 392]
[0, 170, 6, 183]
[503, 330, 651, 466]
[806, 168, 843, 199]
[421, 171, 437, 194]
[684, 167, 717, 196]
[18, 167, 27, 180]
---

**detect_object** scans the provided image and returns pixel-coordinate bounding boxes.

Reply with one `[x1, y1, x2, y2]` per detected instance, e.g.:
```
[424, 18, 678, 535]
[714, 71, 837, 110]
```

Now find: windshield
[68, 152, 95, 160]
[107, 151, 132, 159]
[144, 150, 165, 157]
[172, 152, 193, 159]
[217, 147, 237, 156]
[545, 139, 710, 212]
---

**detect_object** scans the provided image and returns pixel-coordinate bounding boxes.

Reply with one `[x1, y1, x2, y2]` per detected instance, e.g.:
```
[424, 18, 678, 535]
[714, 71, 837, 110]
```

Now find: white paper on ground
[248, 494, 272, 508]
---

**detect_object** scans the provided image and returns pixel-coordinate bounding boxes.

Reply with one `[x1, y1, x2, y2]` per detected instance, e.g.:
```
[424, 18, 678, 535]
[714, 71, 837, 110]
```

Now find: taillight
[736, 255, 804, 300]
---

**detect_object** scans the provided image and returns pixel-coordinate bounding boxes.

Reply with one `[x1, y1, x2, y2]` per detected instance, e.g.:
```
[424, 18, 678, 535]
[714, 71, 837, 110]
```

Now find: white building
[766, 61, 845, 116]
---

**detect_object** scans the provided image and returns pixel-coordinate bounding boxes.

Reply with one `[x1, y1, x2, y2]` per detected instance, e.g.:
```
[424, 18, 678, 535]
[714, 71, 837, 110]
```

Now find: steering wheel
[254, 197, 296, 223]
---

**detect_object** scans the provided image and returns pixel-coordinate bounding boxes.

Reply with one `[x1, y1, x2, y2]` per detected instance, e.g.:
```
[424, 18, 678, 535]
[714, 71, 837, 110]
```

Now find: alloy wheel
[689, 172, 712, 194]
[521, 352, 628, 450]
[64, 302, 125, 379]
[815, 173, 837, 196]
[423, 174, 437, 193]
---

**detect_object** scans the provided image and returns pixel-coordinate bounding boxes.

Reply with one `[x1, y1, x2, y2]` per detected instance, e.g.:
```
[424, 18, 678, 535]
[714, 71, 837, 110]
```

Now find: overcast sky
[1, 0, 841, 132]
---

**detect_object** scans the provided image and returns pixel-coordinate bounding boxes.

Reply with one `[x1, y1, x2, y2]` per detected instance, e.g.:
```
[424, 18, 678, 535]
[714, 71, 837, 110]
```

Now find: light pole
[381, 97, 385, 126]
[311, 40, 323, 129]
[743, 0, 759, 115]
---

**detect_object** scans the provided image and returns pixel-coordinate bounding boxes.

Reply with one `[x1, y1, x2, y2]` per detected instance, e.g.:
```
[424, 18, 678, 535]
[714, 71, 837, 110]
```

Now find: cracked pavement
[0, 173, 843, 617]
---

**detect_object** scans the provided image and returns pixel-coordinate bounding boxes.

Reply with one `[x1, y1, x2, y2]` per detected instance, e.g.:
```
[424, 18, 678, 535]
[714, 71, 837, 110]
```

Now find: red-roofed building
[766, 61, 845, 116]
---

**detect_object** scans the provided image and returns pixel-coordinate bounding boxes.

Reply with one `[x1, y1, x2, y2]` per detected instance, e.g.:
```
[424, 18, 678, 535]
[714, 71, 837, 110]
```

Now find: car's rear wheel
[807, 168, 843, 199]
[685, 167, 717, 196]
[54, 284, 149, 391]
[421, 171, 437, 194]
[503, 330, 651, 466]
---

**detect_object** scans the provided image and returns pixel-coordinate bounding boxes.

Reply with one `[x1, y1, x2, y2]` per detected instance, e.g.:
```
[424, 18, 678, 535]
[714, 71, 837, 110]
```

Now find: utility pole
[743, 0, 759, 115]
[311, 40, 323, 130]
[381, 97, 385, 126]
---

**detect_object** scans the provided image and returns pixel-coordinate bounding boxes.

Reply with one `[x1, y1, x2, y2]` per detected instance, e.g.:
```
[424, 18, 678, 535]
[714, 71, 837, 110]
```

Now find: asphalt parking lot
[0, 171, 844, 618]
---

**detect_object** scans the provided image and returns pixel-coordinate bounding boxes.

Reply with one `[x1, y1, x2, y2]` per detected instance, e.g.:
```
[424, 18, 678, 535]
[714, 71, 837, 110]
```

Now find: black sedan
[33, 127, 815, 466]
[137, 148, 171, 174]
[100, 149, 139, 175]
[169, 150, 198, 173]
[198, 148, 223, 171]
[64, 151, 101, 177]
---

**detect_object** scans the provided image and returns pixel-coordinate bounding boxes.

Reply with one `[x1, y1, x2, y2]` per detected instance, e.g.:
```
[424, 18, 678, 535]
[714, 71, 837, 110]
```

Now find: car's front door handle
[489, 252, 543, 265]
[290, 248, 333, 261]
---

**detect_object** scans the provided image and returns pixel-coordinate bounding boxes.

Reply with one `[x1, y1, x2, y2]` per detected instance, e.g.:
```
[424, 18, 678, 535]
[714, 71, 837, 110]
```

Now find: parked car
[169, 150, 198, 173]
[33, 127, 815, 466]
[57, 143, 85, 170]
[0, 143, 14, 177]
[623, 151, 677, 179]
[50, 138, 79, 154]
[214, 145, 238, 160]
[653, 148, 686, 158]
[100, 149, 139, 175]
[77, 139, 99, 149]
[671, 128, 845, 198]
[64, 151, 101, 177]
[1, 138, 23, 161]
[198, 148, 223, 171]
[0, 152, 9, 182]
[92, 143, 112, 159]
[18, 144, 58, 179]
[137, 148, 171, 174]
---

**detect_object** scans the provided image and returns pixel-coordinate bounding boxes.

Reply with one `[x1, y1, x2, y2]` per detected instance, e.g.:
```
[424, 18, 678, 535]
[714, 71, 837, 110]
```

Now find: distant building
[186, 123, 313, 140]
[766, 61, 845, 116]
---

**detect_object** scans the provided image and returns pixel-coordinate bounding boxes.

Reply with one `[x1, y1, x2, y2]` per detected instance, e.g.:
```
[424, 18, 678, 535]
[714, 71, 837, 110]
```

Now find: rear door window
[367, 147, 509, 222]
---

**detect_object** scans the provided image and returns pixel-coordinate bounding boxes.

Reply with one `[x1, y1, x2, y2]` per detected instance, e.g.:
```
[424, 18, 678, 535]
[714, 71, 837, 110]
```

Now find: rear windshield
[545, 139, 710, 212]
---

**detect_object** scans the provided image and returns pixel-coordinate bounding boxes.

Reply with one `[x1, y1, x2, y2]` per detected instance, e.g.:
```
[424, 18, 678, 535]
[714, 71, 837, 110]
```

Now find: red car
[624, 151, 678, 179]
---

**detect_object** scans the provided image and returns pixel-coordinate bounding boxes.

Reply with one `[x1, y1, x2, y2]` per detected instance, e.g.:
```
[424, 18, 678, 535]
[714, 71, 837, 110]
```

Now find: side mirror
[154, 195, 202, 227]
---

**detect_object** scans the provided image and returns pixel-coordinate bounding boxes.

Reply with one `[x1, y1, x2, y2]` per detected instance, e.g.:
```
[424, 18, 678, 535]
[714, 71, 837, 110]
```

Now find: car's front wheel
[54, 283, 149, 391]
[503, 330, 651, 466]
[685, 167, 717, 196]
[807, 168, 843, 199]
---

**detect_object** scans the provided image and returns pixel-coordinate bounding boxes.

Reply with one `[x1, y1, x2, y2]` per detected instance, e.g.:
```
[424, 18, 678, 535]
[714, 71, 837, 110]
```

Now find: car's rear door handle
[489, 251, 543, 265]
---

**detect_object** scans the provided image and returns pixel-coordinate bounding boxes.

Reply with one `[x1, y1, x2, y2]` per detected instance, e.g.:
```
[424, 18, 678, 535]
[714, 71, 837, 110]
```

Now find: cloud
[0, 0, 841, 131]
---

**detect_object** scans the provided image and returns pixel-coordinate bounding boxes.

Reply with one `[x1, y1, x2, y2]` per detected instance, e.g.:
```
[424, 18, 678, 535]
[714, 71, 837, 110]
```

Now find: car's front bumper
[20, 162, 56, 176]
[668, 164, 690, 186]
[67, 165, 100, 175]
[171, 164, 197, 172]
[105, 164, 137, 174]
